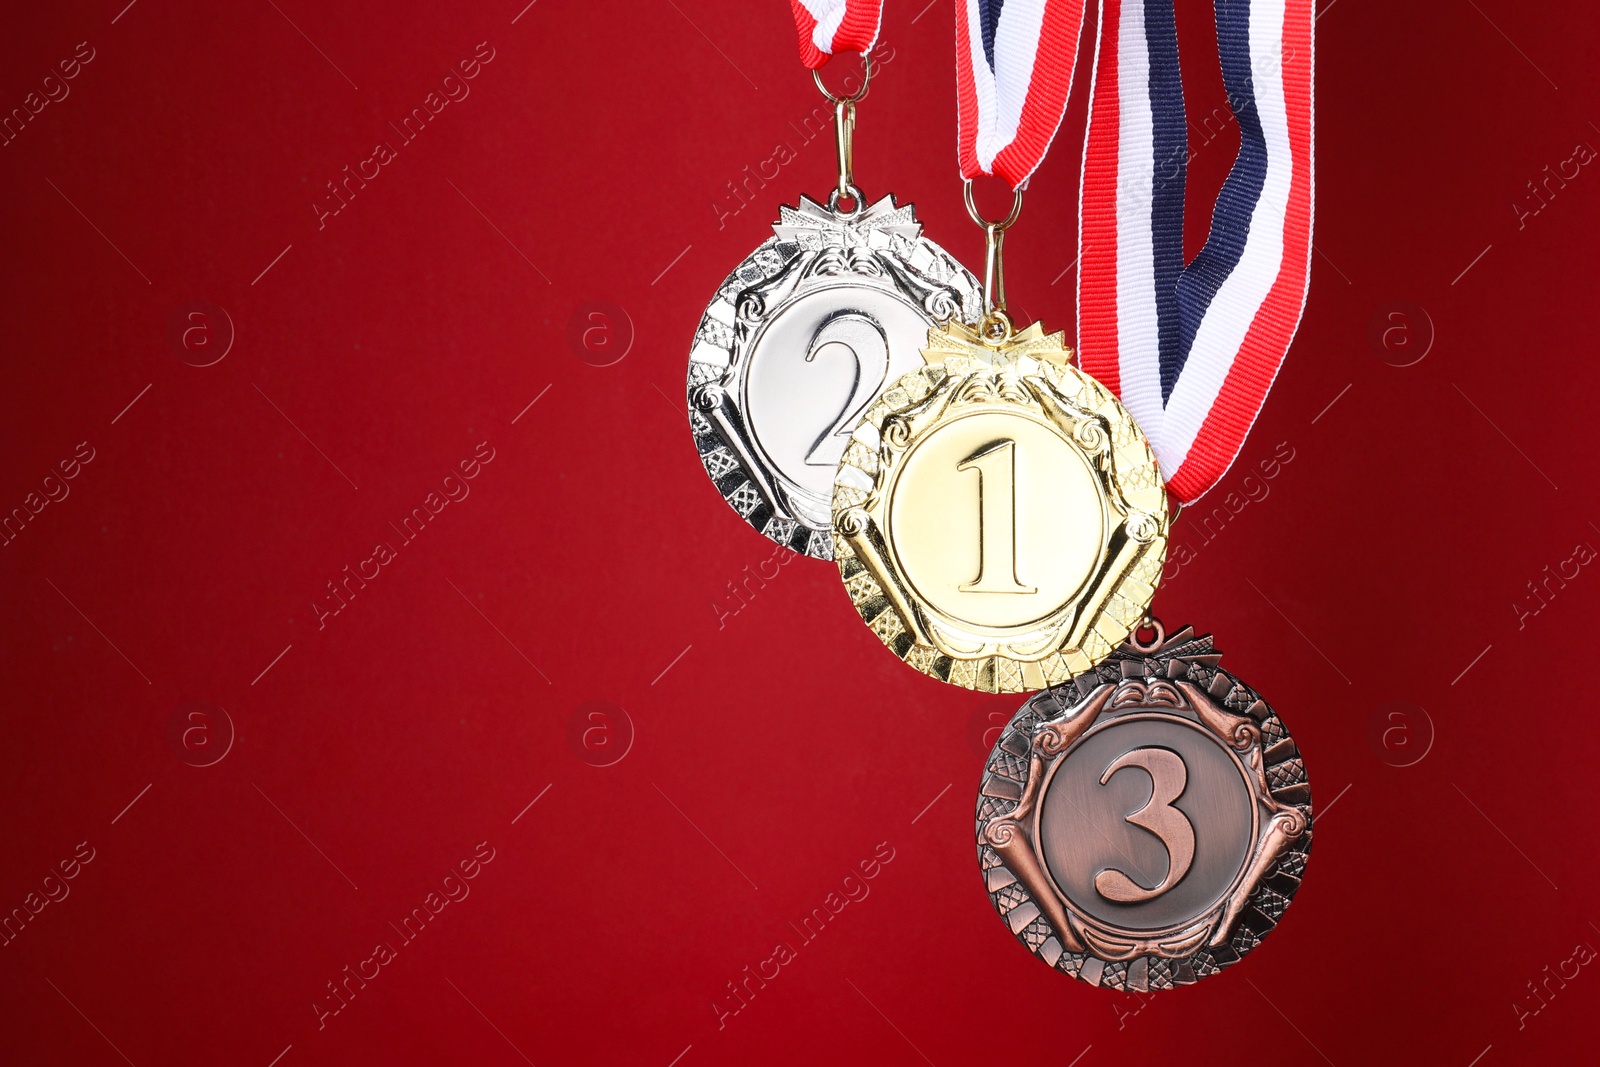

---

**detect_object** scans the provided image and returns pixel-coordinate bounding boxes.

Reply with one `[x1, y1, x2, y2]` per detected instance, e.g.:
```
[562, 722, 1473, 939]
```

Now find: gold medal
[831, 320, 1167, 691]
[829, 185, 1168, 692]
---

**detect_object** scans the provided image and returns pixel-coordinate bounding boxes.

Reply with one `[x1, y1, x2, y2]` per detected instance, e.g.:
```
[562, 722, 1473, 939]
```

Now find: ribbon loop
[790, 0, 884, 69]
[1076, 0, 1315, 504]
[955, 0, 1090, 189]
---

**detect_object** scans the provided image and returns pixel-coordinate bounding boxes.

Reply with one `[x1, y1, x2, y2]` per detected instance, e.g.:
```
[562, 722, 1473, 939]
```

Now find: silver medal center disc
[686, 195, 982, 560]
[742, 282, 932, 506]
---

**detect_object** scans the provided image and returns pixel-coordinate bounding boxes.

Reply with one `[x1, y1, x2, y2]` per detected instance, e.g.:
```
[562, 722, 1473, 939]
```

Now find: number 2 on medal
[802, 314, 890, 467]
[1094, 747, 1196, 903]
[958, 440, 1036, 594]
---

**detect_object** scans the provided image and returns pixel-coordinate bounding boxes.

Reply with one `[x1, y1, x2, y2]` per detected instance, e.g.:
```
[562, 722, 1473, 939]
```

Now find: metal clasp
[815, 55, 873, 210]
[964, 180, 1025, 343]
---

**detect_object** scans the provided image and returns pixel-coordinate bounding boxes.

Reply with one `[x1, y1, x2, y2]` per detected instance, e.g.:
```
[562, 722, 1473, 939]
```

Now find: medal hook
[815, 56, 873, 211]
[964, 180, 1025, 343]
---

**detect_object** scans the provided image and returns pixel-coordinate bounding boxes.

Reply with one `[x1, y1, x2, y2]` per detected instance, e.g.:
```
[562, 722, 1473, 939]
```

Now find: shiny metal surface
[974, 623, 1313, 991]
[743, 284, 932, 511]
[831, 321, 1168, 691]
[887, 410, 1105, 628]
[687, 195, 982, 558]
[1039, 715, 1255, 929]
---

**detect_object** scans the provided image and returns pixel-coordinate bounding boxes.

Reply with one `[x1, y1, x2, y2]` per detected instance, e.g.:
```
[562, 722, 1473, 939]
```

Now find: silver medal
[686, 194, 982, 558]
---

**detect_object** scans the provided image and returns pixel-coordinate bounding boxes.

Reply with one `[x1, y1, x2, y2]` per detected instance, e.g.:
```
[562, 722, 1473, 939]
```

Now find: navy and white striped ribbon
[1076, 0, 1314, 503]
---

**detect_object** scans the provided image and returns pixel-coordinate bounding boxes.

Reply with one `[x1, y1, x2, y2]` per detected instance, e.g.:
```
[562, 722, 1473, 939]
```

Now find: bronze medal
[975, 622, 1313, 990]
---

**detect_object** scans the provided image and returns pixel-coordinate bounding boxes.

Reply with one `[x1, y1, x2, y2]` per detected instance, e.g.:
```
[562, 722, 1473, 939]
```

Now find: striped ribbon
[955, 0, 1089, 188]
[1076, 0, 1315, 504]
[789, 0, 884, 68]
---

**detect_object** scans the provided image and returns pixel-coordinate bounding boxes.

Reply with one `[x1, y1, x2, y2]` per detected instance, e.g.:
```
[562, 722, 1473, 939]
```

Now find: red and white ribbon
[1076, 0, 1314, 504]
[789, 0, 884, 69]
[955, 0, 1089, 188]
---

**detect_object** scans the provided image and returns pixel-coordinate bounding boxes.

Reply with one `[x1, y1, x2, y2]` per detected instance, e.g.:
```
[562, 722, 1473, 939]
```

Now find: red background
[3, 2, 1598, 1065]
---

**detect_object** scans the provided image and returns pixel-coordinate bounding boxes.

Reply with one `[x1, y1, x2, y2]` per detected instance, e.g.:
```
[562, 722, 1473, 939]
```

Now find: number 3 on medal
[1095, 747, 1196, 903]
[802, 314, 889, 467]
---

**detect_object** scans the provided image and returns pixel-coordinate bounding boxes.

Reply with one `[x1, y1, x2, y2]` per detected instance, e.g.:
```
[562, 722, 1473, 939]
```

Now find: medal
[831, 317, 1168, 691]
[831, 0, 1162, 691]
[687, 2, 982, 559]
[976, 622, 1312, 990]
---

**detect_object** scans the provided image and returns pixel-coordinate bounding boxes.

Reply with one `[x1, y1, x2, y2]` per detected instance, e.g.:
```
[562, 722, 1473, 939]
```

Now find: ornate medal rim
[686, 194, 983, 561]
[830, 336, 1168, 692]
[975, 626, 1313, 992]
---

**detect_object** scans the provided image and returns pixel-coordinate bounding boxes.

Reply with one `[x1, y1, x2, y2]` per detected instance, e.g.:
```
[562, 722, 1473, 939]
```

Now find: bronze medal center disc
[885, 409, 1106, 630]
[1038, 715, 1256, 932]
[743, 284, 934, 502]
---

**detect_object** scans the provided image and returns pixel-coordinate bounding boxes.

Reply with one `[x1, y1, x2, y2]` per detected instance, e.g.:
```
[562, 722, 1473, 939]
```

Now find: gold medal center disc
[886, 410, 1105, 630]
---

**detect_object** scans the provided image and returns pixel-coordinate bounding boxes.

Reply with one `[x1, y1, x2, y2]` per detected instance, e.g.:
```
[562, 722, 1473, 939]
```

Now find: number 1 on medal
[958, 439, 1035, 594]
